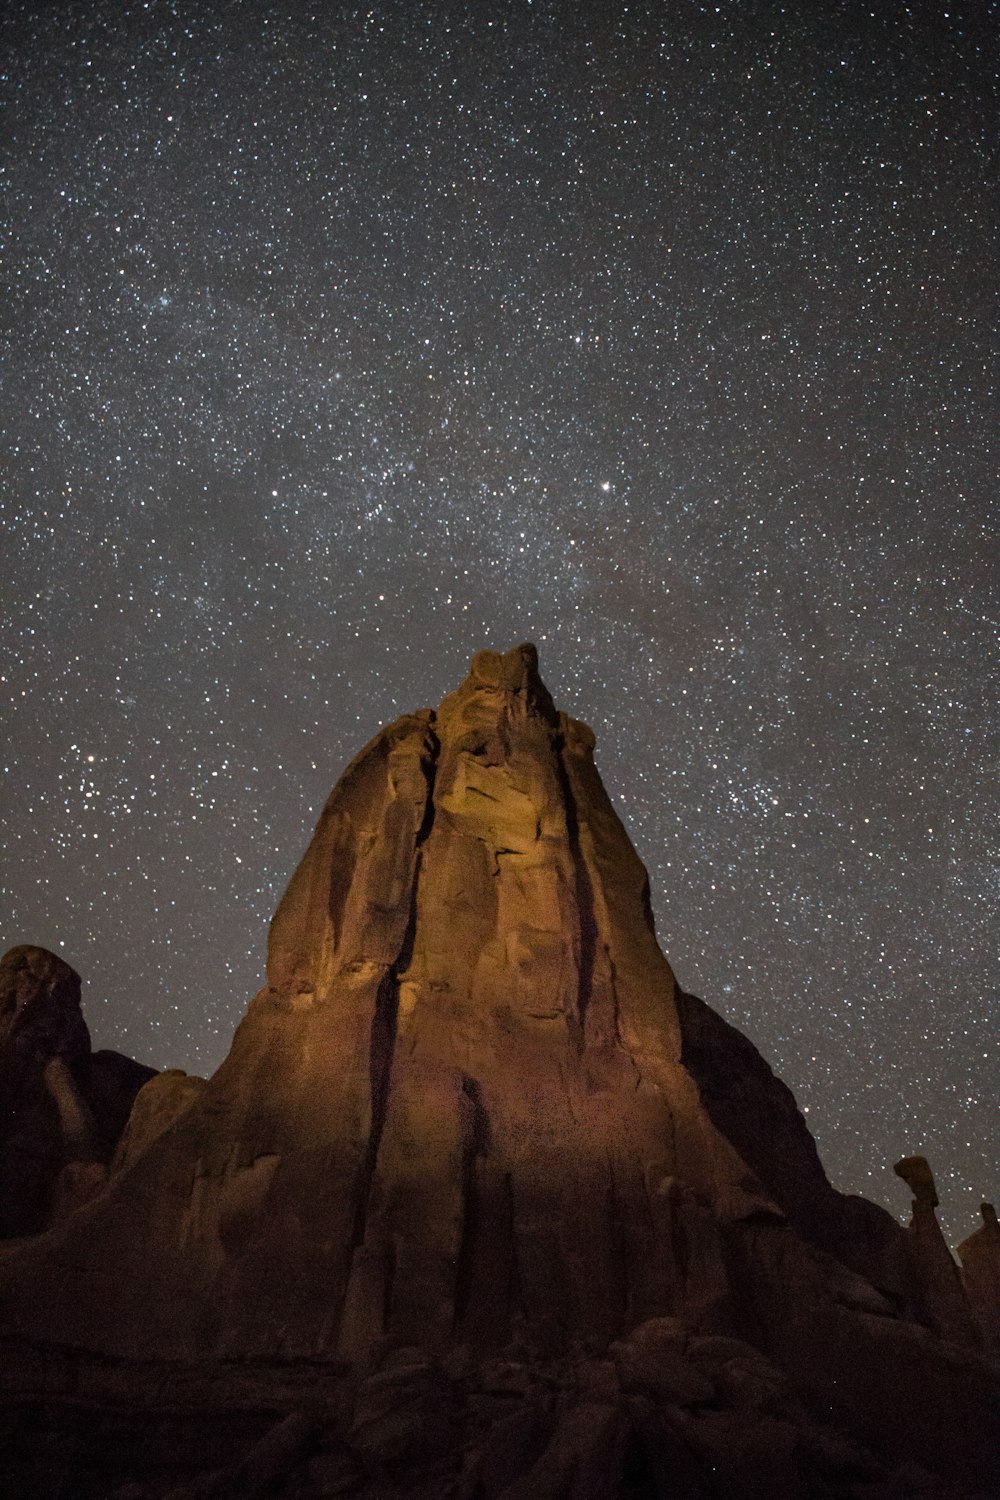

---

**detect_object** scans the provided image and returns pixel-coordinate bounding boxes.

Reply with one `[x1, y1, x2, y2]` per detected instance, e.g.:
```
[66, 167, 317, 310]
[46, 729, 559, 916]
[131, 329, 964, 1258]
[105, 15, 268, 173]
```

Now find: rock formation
[0, 645, 995, 1499]
[892, 1154, 978, 1344]
[959, 1203, 1000, 1355]
[0, 945, 155, 1236]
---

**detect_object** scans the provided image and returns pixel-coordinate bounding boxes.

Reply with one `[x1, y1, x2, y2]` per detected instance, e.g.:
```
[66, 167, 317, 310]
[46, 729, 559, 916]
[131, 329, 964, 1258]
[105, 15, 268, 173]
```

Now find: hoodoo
[0, 646, 996, 1498]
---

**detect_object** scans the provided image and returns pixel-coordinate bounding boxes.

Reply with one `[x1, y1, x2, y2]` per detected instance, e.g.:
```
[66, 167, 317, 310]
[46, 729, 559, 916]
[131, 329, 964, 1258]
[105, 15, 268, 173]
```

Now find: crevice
[606, 945, 623, 1049]
[554, 738, 597, 1040]
[348, 728, 439, 1258]
[350, 966, 400, 1250]
[453, 1074, 490, 1330]
[607, 949, 643, 1087]
[465, 782, 502, 803]
[413, 727, 439, 851]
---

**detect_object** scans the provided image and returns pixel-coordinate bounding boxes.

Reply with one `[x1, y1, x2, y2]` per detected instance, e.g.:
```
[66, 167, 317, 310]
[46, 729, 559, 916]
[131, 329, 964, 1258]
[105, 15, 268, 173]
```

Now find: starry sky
[2, 0, 996, 1241]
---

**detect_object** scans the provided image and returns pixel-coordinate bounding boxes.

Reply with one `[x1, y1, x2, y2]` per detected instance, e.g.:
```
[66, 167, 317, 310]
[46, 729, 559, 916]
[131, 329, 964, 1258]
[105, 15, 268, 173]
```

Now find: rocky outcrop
[675, 989, 920, 1309]
[893, 1155, 978, 1344]
[0, 946, 156, 1236]
[959, 1204, 1000, 1355]
[2, 646, 724, 1359]
[111, 1070, 206, 1176]
[88, 1048, 163, 1159]
[0, 946, 90, 1066]
[0, 1321, 993, 1498]
[0, 646, 995, 1498]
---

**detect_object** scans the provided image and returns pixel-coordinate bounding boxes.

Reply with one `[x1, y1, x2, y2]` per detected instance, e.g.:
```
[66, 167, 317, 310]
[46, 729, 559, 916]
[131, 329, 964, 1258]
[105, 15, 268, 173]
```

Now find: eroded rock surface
[112, 1071, 206, 1177]
[0, 1325, 993, 1499]
[893, 1155, 978, 1344]
[958, 1204, 1000, 1355]
[0, 946, 155, 1235]
[0, 646, 995, 1498]
[2, 646, 721, 1359]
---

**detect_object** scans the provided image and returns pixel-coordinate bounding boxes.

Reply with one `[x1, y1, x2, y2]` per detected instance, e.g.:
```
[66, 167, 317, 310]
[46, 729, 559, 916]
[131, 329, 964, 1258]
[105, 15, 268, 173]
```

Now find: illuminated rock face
[0, 646, 996, 1494]
[4, 646, 753, 1357]
[314, 643, 728, 1359]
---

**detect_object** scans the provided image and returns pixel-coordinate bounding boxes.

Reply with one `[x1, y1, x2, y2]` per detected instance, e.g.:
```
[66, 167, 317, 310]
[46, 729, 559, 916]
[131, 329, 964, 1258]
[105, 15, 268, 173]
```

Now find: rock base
[1, 1323, 993, 1500]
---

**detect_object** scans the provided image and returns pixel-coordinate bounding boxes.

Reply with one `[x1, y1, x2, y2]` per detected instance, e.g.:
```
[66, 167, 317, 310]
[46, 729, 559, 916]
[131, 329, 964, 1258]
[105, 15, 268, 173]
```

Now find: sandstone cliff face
[0, 646, 995, 1498]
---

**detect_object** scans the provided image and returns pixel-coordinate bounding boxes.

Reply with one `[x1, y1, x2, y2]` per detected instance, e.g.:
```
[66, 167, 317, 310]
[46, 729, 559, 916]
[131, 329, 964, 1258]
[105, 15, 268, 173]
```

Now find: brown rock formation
[3, 646, 741, 1358]
[893, 1154, 978, 1344]
[675, 989, 917, 1309]
[0, 646, 995, 1498]
[958, 1204, 1000, 1355]
[111, 1069, 206, 1176]
[0, 946, 155, 1235]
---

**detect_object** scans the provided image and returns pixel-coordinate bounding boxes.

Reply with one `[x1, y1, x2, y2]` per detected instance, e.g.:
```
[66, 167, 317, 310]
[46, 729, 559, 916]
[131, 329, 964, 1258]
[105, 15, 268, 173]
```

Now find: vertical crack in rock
[453, 1073, 489, 1330]
[554, 738, 597, 1038]
[351, 968, 399, 1251]
[350, 732, 439, 1255]
[605, 946, 623, 1050]
[607, 948, 643, 1089]
[413, 723, 440, 851]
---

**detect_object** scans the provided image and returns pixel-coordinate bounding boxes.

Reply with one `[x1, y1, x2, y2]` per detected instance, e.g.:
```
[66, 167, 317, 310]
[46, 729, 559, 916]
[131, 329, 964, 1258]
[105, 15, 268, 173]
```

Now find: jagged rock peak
[0, 945, 89, 1063]
[438, 641, 559, 726]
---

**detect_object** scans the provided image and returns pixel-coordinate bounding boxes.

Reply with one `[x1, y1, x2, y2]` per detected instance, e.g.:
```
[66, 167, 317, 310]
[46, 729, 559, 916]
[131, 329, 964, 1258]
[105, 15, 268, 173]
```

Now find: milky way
[2, 1, 996, 1239]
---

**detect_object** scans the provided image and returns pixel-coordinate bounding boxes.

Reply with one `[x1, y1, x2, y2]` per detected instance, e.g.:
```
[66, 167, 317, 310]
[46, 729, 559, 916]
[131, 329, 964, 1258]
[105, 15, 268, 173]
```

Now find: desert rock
[0, 945, 155, 1235]
[0, 646, 995, 1499]
[958, 1203, 1000, 1354]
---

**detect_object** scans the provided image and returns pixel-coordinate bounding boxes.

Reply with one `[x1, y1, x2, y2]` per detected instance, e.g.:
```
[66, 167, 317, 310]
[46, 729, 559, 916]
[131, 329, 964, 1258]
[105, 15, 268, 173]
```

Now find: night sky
[2, 1, 996, 1242]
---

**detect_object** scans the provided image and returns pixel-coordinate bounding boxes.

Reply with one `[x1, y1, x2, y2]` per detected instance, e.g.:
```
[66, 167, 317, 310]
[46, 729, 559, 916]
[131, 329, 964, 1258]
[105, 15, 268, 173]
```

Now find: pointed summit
[3, 646, 704, 1358]
[442, 640, 559, 719]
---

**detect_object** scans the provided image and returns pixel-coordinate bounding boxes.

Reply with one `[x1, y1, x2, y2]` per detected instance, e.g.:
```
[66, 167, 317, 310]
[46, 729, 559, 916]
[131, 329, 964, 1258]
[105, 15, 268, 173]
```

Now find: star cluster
[2, 1, 995, 1239]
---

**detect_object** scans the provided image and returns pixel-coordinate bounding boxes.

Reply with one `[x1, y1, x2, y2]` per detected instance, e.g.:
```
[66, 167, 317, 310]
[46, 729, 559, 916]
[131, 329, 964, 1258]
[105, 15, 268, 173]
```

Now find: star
[0, 0, 994, 1242]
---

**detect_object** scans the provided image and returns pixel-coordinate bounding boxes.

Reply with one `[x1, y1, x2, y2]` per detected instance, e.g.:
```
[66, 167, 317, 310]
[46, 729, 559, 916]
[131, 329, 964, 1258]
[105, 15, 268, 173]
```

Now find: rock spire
[0, 646, 996, 1497]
